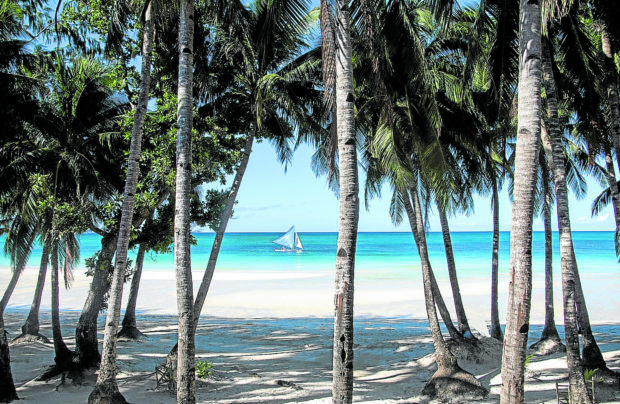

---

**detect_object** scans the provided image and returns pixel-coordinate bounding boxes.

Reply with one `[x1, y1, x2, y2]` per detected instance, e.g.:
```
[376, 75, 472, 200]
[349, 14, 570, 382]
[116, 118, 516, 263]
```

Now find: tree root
[88, 383, 129, 404]
[529, 336, 566, 355]
[11, 332, 51, 345]
[117, 325, 146, 340]
[422, 363, 488, 401]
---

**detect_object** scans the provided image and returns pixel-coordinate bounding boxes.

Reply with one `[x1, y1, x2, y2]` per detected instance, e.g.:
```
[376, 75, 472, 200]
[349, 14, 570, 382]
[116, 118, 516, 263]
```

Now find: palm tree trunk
[74, 233, 116, 368]
[0, 314, 18, 402]
[490, 175, 503, 341]
[332, 2, 358, 403]
[405, 188, 486, 399]
[437, 204, 473, 338]
[89, 4, 155, 402]
[540, 42, 591, 403]
[499, 0, 542, 402]
[529, 174, 564, 354]
[50, 242, 72, 367]
[602, 30, 620, 176]
[192, 130, 255, 328]
[18, 237, 51, 342]
[175, 1, 196, 403]
[407, 203, 461, 341]
[602, 143, 620, 232]
[0, 264, 22, 314]
[118, 244, 146, 339]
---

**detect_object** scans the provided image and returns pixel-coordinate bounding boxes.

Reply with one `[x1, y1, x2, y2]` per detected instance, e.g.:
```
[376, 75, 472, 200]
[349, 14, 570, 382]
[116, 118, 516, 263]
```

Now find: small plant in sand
[196, 360, 213, 379]
[524, 354, 534, 367]
[584, 368, 598, 382]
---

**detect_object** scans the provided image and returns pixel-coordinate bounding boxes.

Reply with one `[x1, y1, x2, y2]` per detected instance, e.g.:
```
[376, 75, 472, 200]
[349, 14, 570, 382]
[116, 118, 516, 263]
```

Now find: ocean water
[1, 231, 617, 282]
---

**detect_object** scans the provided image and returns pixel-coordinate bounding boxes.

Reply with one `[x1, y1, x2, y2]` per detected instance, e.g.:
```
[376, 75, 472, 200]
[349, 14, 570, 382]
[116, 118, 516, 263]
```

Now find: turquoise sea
[1, 231, 617, 281]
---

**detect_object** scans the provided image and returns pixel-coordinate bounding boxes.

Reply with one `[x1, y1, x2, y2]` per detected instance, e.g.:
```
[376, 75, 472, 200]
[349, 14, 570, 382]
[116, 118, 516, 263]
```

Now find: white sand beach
[2, 266, 620, 403]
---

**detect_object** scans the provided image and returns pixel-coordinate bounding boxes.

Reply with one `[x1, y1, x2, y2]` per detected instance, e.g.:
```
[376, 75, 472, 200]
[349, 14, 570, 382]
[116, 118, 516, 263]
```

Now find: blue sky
[218, 141, 614, 233]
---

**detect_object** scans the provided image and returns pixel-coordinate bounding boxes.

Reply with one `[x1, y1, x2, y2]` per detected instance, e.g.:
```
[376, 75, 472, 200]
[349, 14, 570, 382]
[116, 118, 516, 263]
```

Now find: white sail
[294, 232, 303, 250]
[272, 226, 303, 251]
[272, 226, 296, 249]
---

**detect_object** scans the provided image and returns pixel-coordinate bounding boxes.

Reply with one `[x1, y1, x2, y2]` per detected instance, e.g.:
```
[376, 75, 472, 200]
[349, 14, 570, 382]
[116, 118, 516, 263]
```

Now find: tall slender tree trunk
[331, 1, 358, 402]
[0, 265, 22, 314]
[0, 314, 18, 402]
[192, 130, 254, 327]
[499, 0, 542, 402]
[489, 175, 503, 341]
[17, 238, 51, 342]
[602, 143, 620, 235]
[540, 42, 591, 403]
[175, 1, 196, 403]
[89, 4, 155, 403]
[50, 243, 72, 367]
[529, 174, 564, 354]
[118, 244, 147, 339]
[74, 234, 116, 368]
[167, 131, 255, 364]
[437, 204, 473, 339]
[428, 268, 463, 341]
[404, 188, 486, 399]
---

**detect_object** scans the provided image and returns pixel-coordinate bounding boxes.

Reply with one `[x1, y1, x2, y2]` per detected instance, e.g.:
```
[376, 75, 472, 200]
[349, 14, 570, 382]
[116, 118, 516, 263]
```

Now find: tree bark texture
[192, 131, 254, 329]
[175, 1, 196, 403]
[0, 264, 22, 315]
[50, 242, 72, 366]
[0, 314, 18, 402]
[119, 244, 146, 339]
[406, 188, 487, 400]
[490, 176, 503, 341]
[540, 43, 591, 403]
[74, 234, 116, 368]
[20, 238, 51, 339]
[499, 1, 541, 402]
[603, 144, 620, 232]
[540, 185, 561, 342]
[437, 204, 473, 338]
[332, 2, 358, 402]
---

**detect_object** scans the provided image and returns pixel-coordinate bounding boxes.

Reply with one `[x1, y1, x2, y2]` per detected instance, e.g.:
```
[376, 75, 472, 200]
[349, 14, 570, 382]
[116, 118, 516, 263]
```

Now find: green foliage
[584, 368, 598, 382]
[195, 360, 212, 379]
[524, 354, 534, 367]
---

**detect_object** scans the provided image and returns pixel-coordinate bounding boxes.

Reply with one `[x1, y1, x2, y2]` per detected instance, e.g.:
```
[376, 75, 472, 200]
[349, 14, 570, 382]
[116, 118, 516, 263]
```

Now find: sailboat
[272, 226, 303, 252]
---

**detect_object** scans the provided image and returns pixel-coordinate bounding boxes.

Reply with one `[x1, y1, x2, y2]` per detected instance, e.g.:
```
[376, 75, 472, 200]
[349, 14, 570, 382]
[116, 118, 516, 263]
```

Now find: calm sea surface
[1, 231, 617, 281]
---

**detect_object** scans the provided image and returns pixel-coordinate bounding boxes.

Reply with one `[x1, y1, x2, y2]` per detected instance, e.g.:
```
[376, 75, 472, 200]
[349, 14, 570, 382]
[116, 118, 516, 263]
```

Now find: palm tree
[173, 0, 196, 402]
[320, 0, 359, 401]
[88, 2, 156, 401]
[539, 40, 591, 402]
[528, 134, 565, 355]
[499, 0, 543, 402]
[188, 0, 320, 338]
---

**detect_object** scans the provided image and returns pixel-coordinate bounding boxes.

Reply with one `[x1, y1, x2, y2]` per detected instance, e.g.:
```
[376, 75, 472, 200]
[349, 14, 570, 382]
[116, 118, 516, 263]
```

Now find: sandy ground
[2, 266, 620, 403]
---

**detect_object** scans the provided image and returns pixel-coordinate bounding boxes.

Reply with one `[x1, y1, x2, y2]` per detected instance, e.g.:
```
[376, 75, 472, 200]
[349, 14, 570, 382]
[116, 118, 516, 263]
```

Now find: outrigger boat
[272, 225, 303, 252]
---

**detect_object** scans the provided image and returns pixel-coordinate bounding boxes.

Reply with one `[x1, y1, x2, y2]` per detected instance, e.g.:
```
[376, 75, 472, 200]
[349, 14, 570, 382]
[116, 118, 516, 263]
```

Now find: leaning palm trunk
[331, 1, 358, 403]
[166, 131, 255, 365]
[499, 0, 542, 402]
[118, 243, 147, 339]
[74, 233, 116, 368]
[0, 314, 18, 402]
[437, 204, 474, 339]
[404, 188, 486, 400]
[428, 269, 464, 341]
[174, 1, 196, 403]
[540, 45, 591, 401]
[15, 238, 51, 343]
[489, 175, 503, 341]
[0, 264, 23, 315]
[49, 243, 73, 369]
[602, 144, 620, 239]
[192, 130, 254, 327]
[529, 180, 564, 355]
[88, 4, 155, 403]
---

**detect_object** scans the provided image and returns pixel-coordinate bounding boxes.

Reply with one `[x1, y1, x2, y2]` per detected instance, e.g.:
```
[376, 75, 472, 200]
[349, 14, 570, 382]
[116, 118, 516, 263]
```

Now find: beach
[1, 232, 620, 402]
